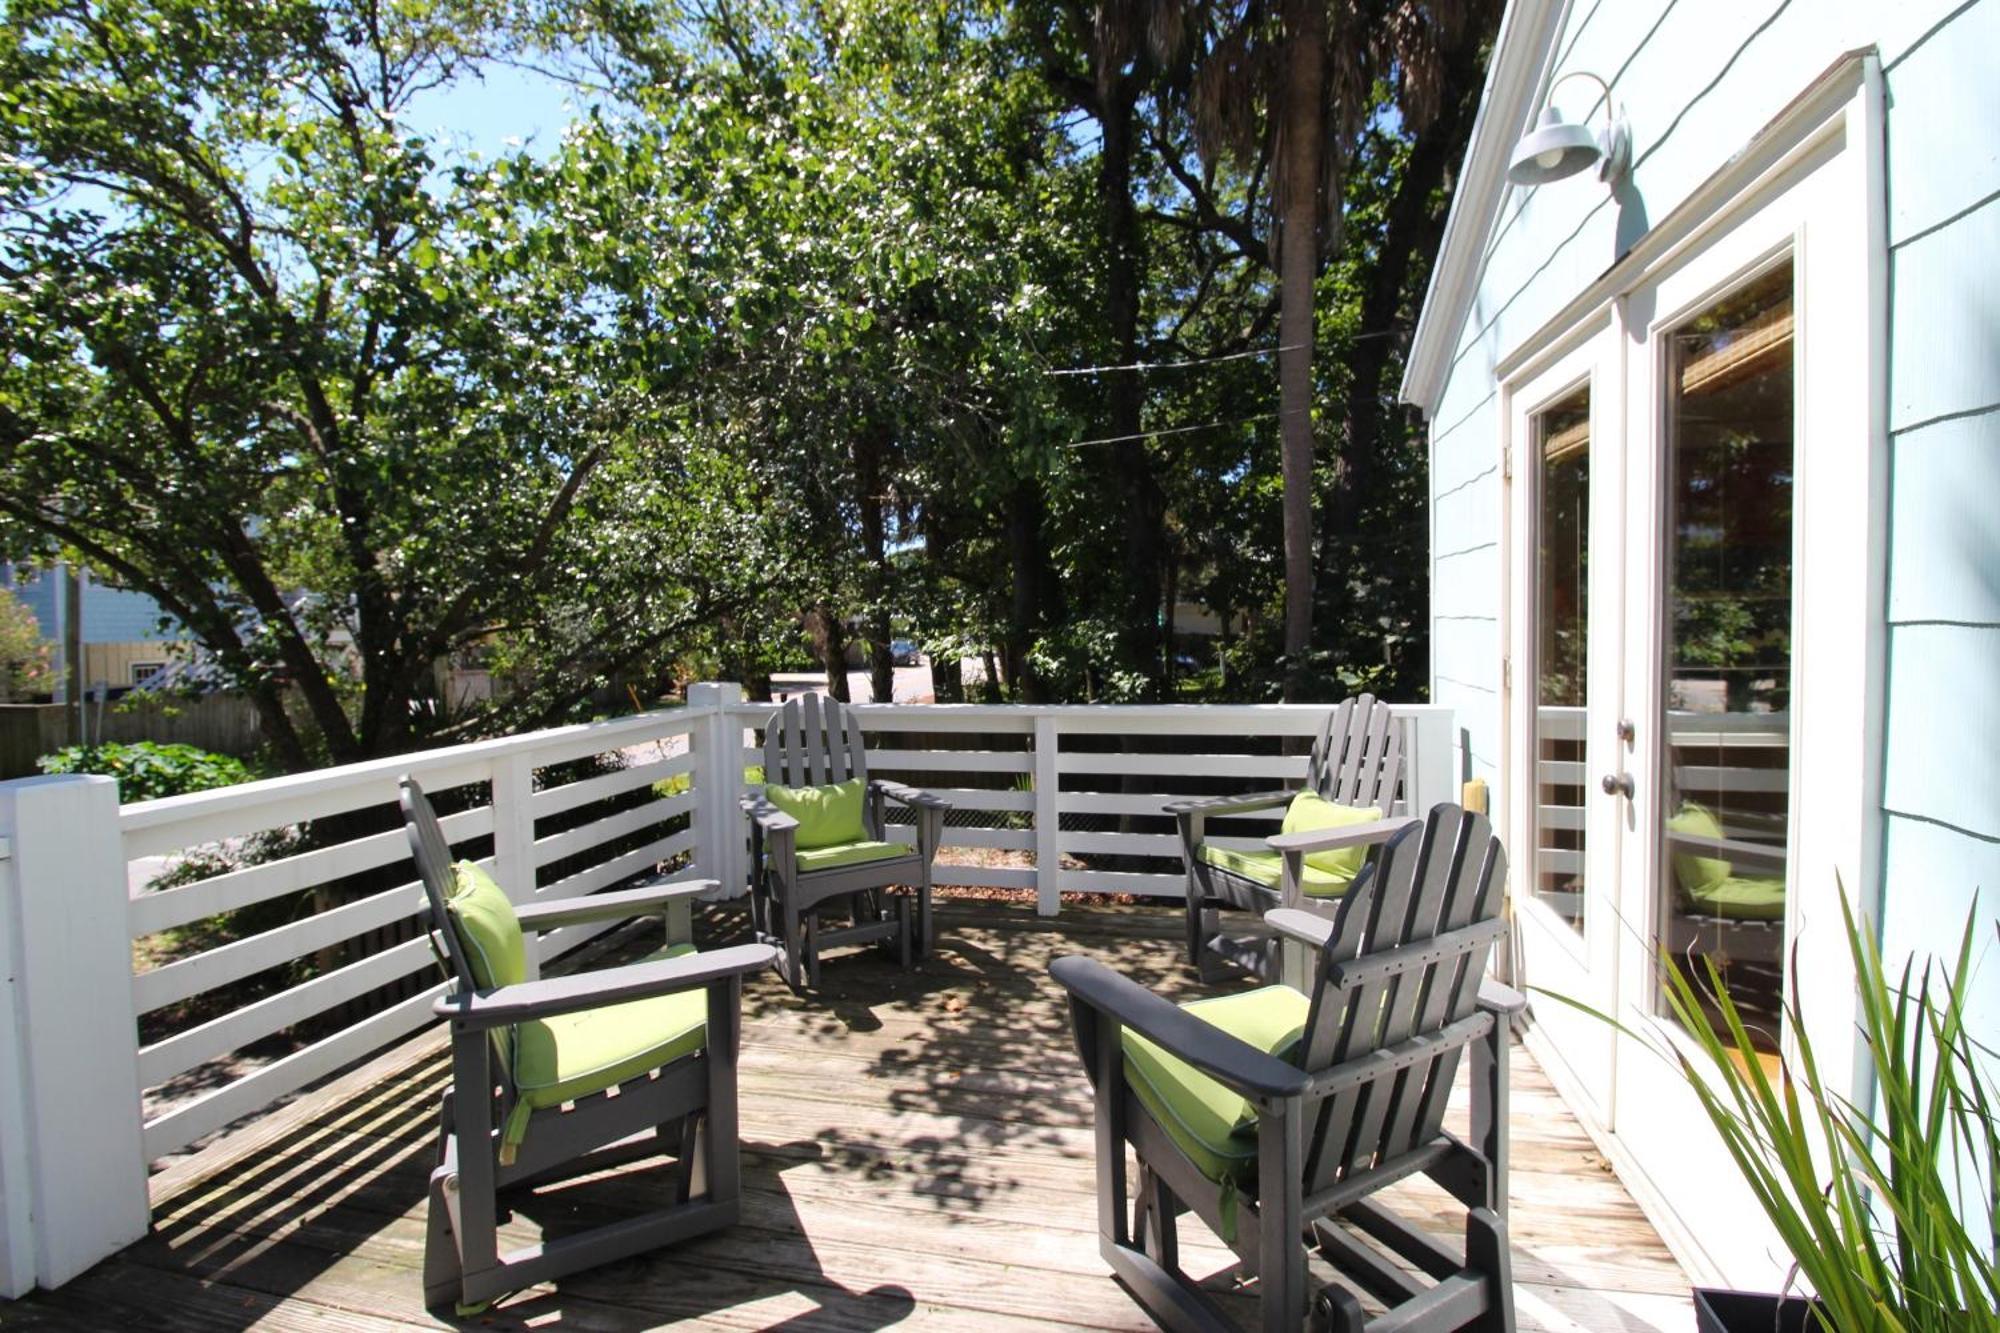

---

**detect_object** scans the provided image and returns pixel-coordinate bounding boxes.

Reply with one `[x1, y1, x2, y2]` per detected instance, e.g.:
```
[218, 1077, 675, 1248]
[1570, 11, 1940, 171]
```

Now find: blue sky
[405, 60, 600, 163]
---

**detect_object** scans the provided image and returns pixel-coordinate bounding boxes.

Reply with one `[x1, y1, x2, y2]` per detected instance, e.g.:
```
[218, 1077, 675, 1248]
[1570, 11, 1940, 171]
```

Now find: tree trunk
[1098, 72, 1167, 699]
[1276, 0, 1327, 702]
[1320, 20, 1492, 700]
[855, 423, 895, 705]
[805, 605, 850, 702]
[1004, 479, 1063, 703]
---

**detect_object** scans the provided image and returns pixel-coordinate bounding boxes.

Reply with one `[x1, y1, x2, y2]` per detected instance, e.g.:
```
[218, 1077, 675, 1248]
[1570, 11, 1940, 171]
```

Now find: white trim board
[1399, 0, 1568, 414]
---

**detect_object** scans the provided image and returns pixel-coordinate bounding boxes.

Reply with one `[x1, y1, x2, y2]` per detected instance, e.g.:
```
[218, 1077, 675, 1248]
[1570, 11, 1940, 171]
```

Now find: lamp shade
[1506, 106, 1601, 186]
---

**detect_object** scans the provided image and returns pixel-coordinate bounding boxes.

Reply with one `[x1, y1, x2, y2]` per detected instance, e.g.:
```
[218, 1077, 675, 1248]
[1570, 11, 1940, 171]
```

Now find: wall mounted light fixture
[1507, 71, 1632, 187]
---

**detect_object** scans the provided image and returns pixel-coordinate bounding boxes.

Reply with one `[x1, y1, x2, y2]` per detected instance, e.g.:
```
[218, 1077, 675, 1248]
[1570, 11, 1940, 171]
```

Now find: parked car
[890, 639, 921, 666]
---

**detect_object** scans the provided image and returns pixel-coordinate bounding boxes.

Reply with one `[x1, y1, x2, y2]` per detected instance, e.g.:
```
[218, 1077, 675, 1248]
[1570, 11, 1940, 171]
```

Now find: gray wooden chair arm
[435, 943, 776, 1030]
[872, 780, 950, 811]
[1265, 814, 1418, 856]
[741, 794, 800, 835]
[1051, 954, 1310, 1101]
[1265, 907, 1336, 950]
[513, 879, 717, 932]
[742, 796, 799, 867]
[1161, 789, 1294, 818]
[1477, 977, 1527, 1019]
[1664, 830, 1786, 870]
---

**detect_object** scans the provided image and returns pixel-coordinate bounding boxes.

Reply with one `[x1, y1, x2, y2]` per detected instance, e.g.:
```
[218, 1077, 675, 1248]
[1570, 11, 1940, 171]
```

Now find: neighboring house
[1403, 0, 1996, 1290]
[0, 562, 189, 694]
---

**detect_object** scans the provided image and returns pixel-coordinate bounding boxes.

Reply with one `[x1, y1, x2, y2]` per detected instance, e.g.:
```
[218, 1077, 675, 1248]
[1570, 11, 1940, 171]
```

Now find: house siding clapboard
[1425, 0, 1998, 1037]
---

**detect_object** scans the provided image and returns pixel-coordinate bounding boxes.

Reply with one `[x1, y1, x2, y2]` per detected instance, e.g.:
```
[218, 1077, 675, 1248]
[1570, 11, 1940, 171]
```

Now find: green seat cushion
[447, 862, 526, 989]
[765, 778, 868, 849]
[502, 941, 708, 1161]
[1122, 985, 1310, 1186]
[1668, 802, 1785, 919]
[1666, 802, 1732, 896]
[794, 839, 913, 874]
[1686, 874, 1787, 922]
[1197, 843, 1357, 898]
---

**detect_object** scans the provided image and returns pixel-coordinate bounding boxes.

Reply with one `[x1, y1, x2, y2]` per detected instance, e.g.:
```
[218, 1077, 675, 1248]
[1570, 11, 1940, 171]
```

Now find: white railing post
[0, 776, 149, 1294]
[490, 751, 537, 977]
[1406, 708, 1457, 815]
[688, 683, 746, 896]
[1033, 711, 1061, 917]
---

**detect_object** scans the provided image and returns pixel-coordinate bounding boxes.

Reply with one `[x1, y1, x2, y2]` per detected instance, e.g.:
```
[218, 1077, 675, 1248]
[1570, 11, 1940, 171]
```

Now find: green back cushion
[1666, 802, 1732, 896]
[1281, 792, 1383, 881]
[446, 861, 525, 989]
[764, 778, 868, 849]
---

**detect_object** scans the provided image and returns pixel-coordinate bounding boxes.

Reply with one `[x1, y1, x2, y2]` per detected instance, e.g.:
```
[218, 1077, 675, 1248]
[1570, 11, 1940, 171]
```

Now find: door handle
[1601, 772, 1635, 800]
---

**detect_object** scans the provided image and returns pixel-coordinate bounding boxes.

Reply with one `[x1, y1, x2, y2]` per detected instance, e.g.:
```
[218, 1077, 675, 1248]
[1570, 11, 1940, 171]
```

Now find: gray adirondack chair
[1167, 693, 1409, 979]
[1052, 804, 1524, 1333]
[742, 693, 950, 988]
[400, 777, 775, 1314]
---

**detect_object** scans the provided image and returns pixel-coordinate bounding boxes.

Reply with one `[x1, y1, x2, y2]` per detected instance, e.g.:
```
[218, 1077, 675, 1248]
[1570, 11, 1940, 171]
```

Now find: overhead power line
[1046, 327, 1406, 378]
[1063, 406, 1308, 449]
[1047, 344, 1303, 376]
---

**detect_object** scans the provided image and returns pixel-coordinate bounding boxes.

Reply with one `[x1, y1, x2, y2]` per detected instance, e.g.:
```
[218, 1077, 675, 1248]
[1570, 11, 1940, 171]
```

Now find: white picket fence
[0, 684, 1455, 1295]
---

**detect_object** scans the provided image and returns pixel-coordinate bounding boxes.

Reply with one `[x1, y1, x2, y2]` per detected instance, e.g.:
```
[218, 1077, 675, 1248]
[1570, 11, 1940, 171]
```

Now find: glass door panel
[1533, 387, 1592, 933]
[1655, 260, 1795, 1060]
[1508, 327, 1620, 1117]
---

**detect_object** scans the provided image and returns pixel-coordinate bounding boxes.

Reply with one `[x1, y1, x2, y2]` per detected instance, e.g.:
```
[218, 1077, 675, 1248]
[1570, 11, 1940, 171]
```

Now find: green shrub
[39, 741, 257, 802]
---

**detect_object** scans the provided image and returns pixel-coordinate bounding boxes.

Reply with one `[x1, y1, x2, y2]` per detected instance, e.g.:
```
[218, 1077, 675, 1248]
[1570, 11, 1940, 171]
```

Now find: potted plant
[1558, 895, 1997, 1331]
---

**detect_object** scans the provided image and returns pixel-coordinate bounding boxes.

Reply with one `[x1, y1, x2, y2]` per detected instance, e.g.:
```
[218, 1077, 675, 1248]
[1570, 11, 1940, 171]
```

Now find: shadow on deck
[7, 900, 1693, 1330]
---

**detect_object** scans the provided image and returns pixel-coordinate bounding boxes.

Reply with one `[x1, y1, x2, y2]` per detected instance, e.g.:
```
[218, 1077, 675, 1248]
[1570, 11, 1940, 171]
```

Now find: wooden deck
[7, 900, 1692, 1330]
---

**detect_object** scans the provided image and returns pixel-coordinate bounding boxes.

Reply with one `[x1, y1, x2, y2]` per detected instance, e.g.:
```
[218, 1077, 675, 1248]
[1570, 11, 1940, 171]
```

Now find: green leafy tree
[0, 0, 772, 765]
[0, 585, 52, 701]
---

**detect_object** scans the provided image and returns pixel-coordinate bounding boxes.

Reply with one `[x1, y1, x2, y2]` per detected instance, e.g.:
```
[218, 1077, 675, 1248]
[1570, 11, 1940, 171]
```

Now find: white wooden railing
[0, 684, 1454, 1293]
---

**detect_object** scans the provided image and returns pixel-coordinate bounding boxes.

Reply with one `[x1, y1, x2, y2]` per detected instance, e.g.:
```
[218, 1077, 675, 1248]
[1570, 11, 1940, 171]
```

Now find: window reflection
[1658, 262, 1794, 1058]
[1533, 385, 1590, 933]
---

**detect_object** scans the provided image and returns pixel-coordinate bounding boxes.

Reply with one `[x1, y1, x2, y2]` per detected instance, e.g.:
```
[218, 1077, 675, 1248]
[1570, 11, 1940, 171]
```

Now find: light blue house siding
[1, 565, 178, 645]
[1420, 0, 1998, 1031]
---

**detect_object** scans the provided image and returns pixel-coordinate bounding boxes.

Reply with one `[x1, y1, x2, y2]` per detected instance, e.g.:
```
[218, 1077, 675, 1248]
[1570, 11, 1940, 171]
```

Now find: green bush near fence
[39, 741, 258, 803]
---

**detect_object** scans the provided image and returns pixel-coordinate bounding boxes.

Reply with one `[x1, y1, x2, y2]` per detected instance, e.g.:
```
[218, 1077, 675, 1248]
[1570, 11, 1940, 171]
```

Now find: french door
[1506, 326, 1624, 1118]
[1502, 63, 1883, 1286]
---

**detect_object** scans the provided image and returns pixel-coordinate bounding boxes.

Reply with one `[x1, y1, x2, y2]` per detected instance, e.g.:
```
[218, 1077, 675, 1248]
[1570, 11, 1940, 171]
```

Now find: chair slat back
[1308, 693, 1404, 813]
[399, 777, 478, 994]
[1296, 804, 1506, 1198]
[761, 693, 870, 789]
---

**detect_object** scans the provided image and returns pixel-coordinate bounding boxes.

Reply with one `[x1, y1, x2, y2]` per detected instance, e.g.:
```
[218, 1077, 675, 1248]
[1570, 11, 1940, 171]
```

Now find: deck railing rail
[0, 683, 1455, 1295]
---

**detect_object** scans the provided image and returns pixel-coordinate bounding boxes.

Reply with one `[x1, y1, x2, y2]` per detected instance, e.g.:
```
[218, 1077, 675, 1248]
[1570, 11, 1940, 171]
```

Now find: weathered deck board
[15, 899, 1691, 1330]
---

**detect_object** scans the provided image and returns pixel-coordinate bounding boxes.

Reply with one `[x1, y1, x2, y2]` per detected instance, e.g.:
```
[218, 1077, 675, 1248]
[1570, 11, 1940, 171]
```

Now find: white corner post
[688, 683, 746, 897]
[1033, 713, 1061, 917]
[0, 775, 149, 1296]
[489, 750, 539, 978]
[1406, 707, 1458, 816]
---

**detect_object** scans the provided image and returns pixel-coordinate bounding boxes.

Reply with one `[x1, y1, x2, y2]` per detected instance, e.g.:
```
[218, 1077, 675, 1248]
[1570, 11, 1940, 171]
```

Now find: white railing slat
[862, 748, 1033, 774]
[533, 830, 695, 906]
[136, 937, 435, 1090]
[531, 793, 694, 869]
[1057, 868, 1184, 896]
[129, 805, 493, 940]
[934, 863, 1037, 891]
[1058, 790, 1286, 818]
[531, 753, 694, 818]
[131, 874, 440, 1016]
[141, 984, 445, 1161]
[1057, 752, 1309, 779]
